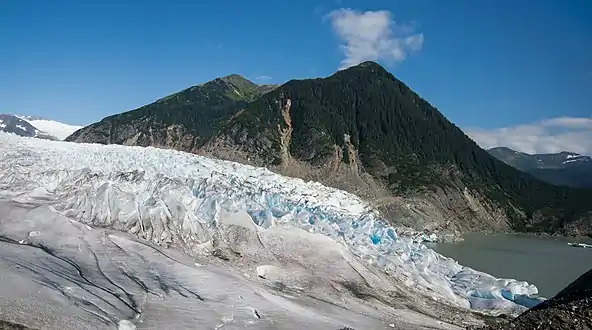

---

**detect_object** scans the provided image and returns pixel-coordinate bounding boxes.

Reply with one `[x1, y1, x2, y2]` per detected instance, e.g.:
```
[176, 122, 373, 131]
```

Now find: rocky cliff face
[67, 62, 592, 236]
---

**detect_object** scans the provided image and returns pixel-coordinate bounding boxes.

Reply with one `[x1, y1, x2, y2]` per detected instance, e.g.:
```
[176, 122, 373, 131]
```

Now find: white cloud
[465, 117, 592, 156]
[326, 8, 424, 70]
[254, 75, 272, 81]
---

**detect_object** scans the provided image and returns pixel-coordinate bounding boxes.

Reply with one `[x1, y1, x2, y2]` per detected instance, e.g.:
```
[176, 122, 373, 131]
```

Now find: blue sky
[2, 0, 591, 153]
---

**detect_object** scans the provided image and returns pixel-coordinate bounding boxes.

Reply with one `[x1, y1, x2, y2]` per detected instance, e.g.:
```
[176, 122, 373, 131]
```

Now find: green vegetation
[223, 61, 592, 232]
[69, 61, 592, 234]
[66, 74, 278, 146]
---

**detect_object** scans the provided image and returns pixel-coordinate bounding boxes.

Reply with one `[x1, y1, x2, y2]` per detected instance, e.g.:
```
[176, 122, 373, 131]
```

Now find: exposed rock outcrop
[0, 320, 35, 330]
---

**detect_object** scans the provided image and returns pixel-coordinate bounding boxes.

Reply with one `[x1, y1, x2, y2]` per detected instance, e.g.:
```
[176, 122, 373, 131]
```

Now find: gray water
[430, 233, 592, 298]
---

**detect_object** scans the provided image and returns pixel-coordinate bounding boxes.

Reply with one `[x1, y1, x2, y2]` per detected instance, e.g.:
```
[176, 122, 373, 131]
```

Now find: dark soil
[0, 320, 35, 330]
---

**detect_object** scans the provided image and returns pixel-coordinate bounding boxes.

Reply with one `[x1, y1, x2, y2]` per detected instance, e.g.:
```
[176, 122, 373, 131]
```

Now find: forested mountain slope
[66, 74, 277, 150]
[68, 61, 592, 236]
[202, 62, 592, 235]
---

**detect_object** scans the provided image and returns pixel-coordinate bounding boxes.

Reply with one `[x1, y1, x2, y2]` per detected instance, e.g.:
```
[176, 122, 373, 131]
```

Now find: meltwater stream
[0, 133, 545, 317]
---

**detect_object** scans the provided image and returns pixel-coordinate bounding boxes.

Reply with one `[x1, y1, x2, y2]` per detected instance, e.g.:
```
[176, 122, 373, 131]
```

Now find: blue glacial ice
[195, 179, 545, 314]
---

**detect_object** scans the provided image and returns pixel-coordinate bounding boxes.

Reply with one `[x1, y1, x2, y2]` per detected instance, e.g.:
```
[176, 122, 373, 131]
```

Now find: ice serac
[0, 133, 545, 318]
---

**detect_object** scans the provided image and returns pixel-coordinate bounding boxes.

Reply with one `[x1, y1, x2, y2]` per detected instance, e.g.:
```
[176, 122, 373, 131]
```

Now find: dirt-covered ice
[0, 202, 471, 329]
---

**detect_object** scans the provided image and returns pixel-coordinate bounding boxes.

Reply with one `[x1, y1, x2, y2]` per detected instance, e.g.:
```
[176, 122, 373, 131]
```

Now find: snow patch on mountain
[0, 133, 545, 317]
[0, 114, 82, 140]
[0, 114, 45, 138]
[17, 115, 82, 140]
[562, 153, 590, 165]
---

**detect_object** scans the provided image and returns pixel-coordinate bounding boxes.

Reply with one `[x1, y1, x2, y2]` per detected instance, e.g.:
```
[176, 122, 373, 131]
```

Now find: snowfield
[17, 116, 83, 140]
[0, 133, 545, 329]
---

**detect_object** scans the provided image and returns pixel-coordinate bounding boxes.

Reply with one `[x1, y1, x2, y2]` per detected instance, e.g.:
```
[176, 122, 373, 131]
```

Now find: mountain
[0, 114, 82, 141]
[67, 61, 592, 236]
[17, 115, 83, 140]
[66, 74, 278, 149]
[488, 147, 592, 189]
[488, 147, 591, 171]
[0, 114, 57, 140]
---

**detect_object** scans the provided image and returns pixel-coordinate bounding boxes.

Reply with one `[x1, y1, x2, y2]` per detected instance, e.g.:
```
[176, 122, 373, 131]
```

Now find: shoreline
[430, 229, 592, 245]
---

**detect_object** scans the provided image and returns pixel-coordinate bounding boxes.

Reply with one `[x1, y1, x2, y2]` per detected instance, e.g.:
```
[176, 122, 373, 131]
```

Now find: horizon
[2, 0, 591, 155]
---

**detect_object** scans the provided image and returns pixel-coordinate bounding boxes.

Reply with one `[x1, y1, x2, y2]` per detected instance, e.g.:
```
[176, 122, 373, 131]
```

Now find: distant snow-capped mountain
[16, 115, 83, 140]
[488, 147, 591, 170]
[0, 114, 82, 141]
[0, 114, 55, 140]
[488, 147, 592, 189]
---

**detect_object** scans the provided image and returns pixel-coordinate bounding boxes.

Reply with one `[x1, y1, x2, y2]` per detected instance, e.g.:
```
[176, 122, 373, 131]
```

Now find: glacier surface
[2, 200, 467, 329]
[0, 133, 544, 323]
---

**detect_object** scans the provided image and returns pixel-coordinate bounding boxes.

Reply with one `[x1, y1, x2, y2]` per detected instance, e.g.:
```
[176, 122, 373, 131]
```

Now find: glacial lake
[430, 233, 592, 298]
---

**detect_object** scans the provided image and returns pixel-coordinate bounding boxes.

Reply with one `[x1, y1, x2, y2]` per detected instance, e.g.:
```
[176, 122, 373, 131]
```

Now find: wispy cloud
[465, 117, 592, 155]
[326, 8, 424, 70]
[254, 75, 272, 81]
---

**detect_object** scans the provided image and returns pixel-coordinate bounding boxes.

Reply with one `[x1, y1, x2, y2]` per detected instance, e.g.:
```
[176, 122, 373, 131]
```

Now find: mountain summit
[67, 61, 592, 236]
[66, 74, 278, 149]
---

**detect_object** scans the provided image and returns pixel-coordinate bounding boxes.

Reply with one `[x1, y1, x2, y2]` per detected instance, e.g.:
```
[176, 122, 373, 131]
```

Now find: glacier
[0, 132, 545, 328]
